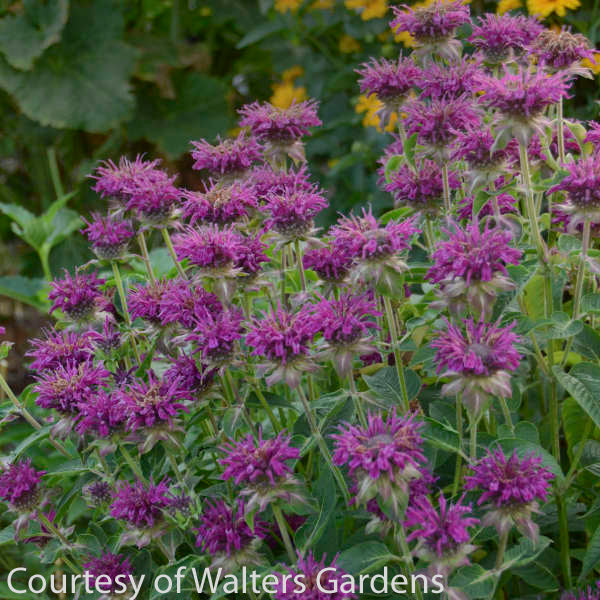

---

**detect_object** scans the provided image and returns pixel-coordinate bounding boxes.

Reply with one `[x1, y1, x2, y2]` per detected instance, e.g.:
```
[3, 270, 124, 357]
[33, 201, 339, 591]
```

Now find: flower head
[76, 389, 127, 438]
[128, 280, 169, 324]
[0, 459, 45, 511]
[585, 121, 600, 147]
[531, 27, 593, 74]
[247, 165, 313, 203]
[81, 213, 135, 259]
[303, 244, 354, 283]
[182, 182, 258, 225]
[561, 586, 600, 600]
[83, 480, 113, 507]
[48, 271, 108, 321]
[164, 355, 216, 398]
[190, 132, 262, 179]
[83, 552, 133, 597]
[124, 177, 181, 225]
[26, 328, 95, 372]
[418, 58, 481, 100]
[234, 233, 270, 278]
[158, 278, 222, 329]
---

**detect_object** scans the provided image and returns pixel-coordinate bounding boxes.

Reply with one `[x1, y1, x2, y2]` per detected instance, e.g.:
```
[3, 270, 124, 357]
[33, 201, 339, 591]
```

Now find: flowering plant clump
[2, 6, 600, 600]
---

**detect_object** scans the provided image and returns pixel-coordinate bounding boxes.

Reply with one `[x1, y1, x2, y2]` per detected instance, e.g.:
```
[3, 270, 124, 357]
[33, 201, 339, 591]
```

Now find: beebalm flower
[246, 305, 318, 388]
[332, 410, 427, 516]
[81, 213, 135, 260]
[48, 270, 109, 322]
[164, 354, 216, 399]
[310, 292, 380, 376]
[275, 552, 357, 600]
[235, 233, 270, 281]
[465, 448, 553, 542]
[405, 494, 478, 579]
[110, 478, 174, 547]
[390, 1, 470, 62]
[247, 164, 313, 203]
[418, 58, 481, 101]
[89, 317, 122, 354]
[75, 389, 127, 439]
[303, 244, 354, 284]
[220, 431, 301, 511]
[426, 221, 522, 319]
[385, 160, 460, 215]
[457, 193, 518, 222]
[431, 318, 521, 417]
[83, 552, 133, 600]
[83, 480, 113, 507]
[356, 57, 420, 127]
[469, 14, 542, 64]
[128, 280, 169, 324]
[330, 208, 419, 292]
[404, 96, 481, 162]
[158, 278, 222, 329]
[182, 182, 258, 225]
[196, 499, 267, 571]
[124, 177, 181, 225]
[585, 121, 600, 147]
[562, 586, 600, 600]
[26, 328, 95, 371]
[475, 66, 570, 146]
[530, 27, 594, 77]
[549, 156, 600, 231]
[190, 132, 262, 180]
[238, 100, 321, 163]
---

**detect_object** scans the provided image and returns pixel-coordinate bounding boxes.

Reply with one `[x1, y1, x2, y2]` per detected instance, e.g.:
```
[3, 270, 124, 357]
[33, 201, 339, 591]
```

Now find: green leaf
[0, 0, 68, 70]
[513, 562, 558, 590]
[0, 275, 47, 310]
[449, 565, 495, 599]
[362, 366, 420, 407]
[0, 525, 15, 547]
[337, 541, 395, 575]
[0, 202, 36, 229]
[562, 397, 592, 454]
[0, 0, 136, 131]
[582, 293, 600, 314]
[236, 19, 286, 48]
[557, 234, 582, 254]
[544, 311, 583, 340]
[502, 536, 552, 569]
[553, 362, 600, 430]
[379, 205, 415, 224]
[403, 133, 418, 170]
[384, 155, 402, 183]
[581, 523, 600, 580]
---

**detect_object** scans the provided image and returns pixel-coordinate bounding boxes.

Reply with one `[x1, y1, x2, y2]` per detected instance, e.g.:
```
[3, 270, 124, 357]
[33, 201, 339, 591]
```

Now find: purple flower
[585, 121, 600, 146]
[128, 280, 169, 324]
[385, 160, 460, 213]
[469, 14, 543, 64]
[34, 361, 110, 414]
[562, 586, 600, 600]
[549, 155, 600, 212]
[75, 390, 127, 438]
[405, 493, 479, 558]
[239, 100, 321, 144]
[118, 371, 189, 432]
[418, 58, 481, 100]
[247, 164, 313, 203]
[275, 552, 356, 600]
[124, 177, 181, 225]
[110, 478, 173, 529]
[81, 213, 135, 259]
[303, 244, 354, 283]
[530, 27, 595, 73]
[83, 552, 133, 595]
[452, 127, 508, 169]
[195, 498, 267, 557]
[163, 355, 216, 398]
[457, 193, 517, 222]
[172, 225, 242, 272]
[26, 328, 95, 372]
[235, 233, 269, 277]
[83, 481, 113, 506]
[157, 278, 222, 329]
[190, 132, 262, 178]
[48, 270, 108, 321]
[182, 182, 258, 225]
[0, 459, 45, 511]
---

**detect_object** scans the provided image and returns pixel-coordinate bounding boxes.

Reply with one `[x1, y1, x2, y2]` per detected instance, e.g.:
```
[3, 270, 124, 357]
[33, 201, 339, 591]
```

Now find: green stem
[47, 148, 65, 199]
[272, 504, 296, 563]
[95, 449, 112, 482]
[424, 217, 435, 256]
[469, 415, 479, 462]
[452, 395, 463, 496]
[38, 511, 70, 547]
[156, 537, 173, 563]
[442, 163, 451, 220]
[137, 231, 157, 285]
[563, 419, 593, 488]
[294, 239, 306, 292]
[161, 228, 187, 280]
[120, 444, 146, 483]
[111, 261, 141, 366]
[225, 369, 258, 438]
[557, 97, 566, 165]
[557, 493, 572, 588]
[252, 383, 282, 432]
[498, 396, 514, 435]
[495, 529, 509, 570]
[382, 296, 409, 412]
[165, 447, 185, 488]
[395, 525, 424, 600]
[349, 375, 367, 428]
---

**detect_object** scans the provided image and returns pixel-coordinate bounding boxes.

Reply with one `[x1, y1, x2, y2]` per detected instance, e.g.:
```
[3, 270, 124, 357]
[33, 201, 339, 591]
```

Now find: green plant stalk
[469, 414, 479, 462]
[111, 261, 141, 366]
[137, 231, 157, 285]
[0, 372, 71, 458]
[47, 148, 65, 199]
[272, 503, 296, 563]
[38, 511, 70, 547]
[563, 419, 594, 489]
[39, 251, 52, 281]
[452, 395, 463, 496]
[557, 493, 572, 588]
[165, 446, 185, 488]
[495, 529, 509, 570]
[557, 97, 566, 164]
[498, 396, 514, 435]
[423, 217, 435, 256]
[120, 444, 146, 483]
[161, 228, 187, 280]
[442, 163, 451, 219]
[225, 369, 258, 438]
[394, 524, 424, 600]
[382, 296, 410, 412]
[252, 383, 282, 432]
[156, 537, 173, 564]
[295, 239, 307, 292]
[296, 385, 351, 504]
[95, 449, 113, 482]
[348, 374, 367, 428]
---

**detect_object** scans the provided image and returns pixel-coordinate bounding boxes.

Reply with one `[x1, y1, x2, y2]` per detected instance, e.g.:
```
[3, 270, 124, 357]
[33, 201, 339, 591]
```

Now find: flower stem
[557, 97, 566, 164]
[382, 296, 409, 412]
[161, 228, 187, 280]
[137, 231, 157, 286]
[38, 511, 70, 547]
[557, 492, 572, 588]
[495, 529, 509, 570]
[252, 382, 282, 432]
[111, 261, 141, 366]
[424, 217, 435, 256]
[395, 524, 424, 600]
[272, 503, 296, 563]
[348, 374, 367, 428]
[442, 163, 451, 220]
[498, 396, 514, 435]
[296, 385, 351, 504]
[452, 395, 463, 496]
[120, 444, 146, 483]
[165, 446, 185, 488]
[294, 239, 306, 292]
[469, 414, 479, 462]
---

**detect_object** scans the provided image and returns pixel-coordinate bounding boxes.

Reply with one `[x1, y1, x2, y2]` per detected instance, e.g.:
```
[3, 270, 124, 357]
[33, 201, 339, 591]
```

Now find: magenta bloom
[452, 127, 509, 169]
[83, 552, 133, 594]
[26, 328, 95, 371]
[128, 280, 168, 324]
[124, 177, 181, 224]
[549, 156, 600, 211]
[76, 390, 127, 438]
[0, 459, 45, 511]
[562, 586, 600, 600]
[418, 58, 481, 100]
[195, 499, 267, 556]
[164, 355, 215, 397]
[465, 448, 553, 508]
[158, 278, 222, 329]
[585, 121, 600, 146]
[118, 371, 189, 432]
[469, 14, 543, 63]
[48, 270, 107, 320]
[182, 182, 258, 225]
[110, 478, 173, 529]
[405, 493, 479, 558]
[190, 132, 262, 178]
[385, 160, 460, 213]
[81, 213, 135, 259]
[172, 225, 242, 271]
[530, 28, 594, 72]
[248, 164, 313, 202]
[275, 553, 356, 600]
[220, 431, 299, 486]
[391, 0, 470, 41]
[239, 100, 321, 143]
[34, 361, 110, 414]
[235, 233, 269, 277]
[426, 222, 522, 285]
[303, 244, 354, 282]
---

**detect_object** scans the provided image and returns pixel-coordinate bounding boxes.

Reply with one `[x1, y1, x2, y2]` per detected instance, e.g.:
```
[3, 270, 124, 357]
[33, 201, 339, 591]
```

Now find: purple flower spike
[83, 552, 133, 596]
[274, 552, 357, 600]
[0, 459, 45, 511]
[235, 233, 270, 279]
[247, 164, 313, 202]
[418, 58, 481, 101]
[562, 586, 600, 600]
[465, 448, 554, 541]
[128, 280, 169, 324]
[158, 278, 222, 329]
[585, 121, 600, 147]
[124, 177, 181, 225]
[26, 328, 95, 372]
[48, 270, 108, 321]
[164, 354, 216, 398]
[76, 389, 127, 438]
[303, 244, 354, 283]
[190, 132, 262, 179]
[182, 182, 258, 225]
[81, 213, 135, 259]
[531, 27, 595, 75]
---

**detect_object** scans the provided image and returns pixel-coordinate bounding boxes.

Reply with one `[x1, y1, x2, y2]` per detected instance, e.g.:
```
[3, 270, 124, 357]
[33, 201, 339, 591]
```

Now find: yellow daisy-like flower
[345, 0, 388, 21]
[526, 0, 580, 18]
[282, 65, 304, 82]
[394, 30, 417, 47]
[270, 81, 308, 109]
[339, 34, 361, 53]
[497, 0, 522, 13]
[582, 53, 600, 76]
[355, 94, 397, 132]
[274, 0, 303, 13]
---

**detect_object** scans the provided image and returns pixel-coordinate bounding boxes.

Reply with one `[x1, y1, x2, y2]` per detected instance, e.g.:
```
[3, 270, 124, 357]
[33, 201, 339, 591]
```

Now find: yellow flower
[526, 0, 580, 18]
[282, 65, 304, 82]
[310, 0, 335, 8]
[394, 30, 417, 47]
[339, 34, 361, 53]
[345, 0, 388, 21]
[274, 0, 303, 13]
[582, 53, 600, 76]
[355, 94, 397, 132]
[270, 81, 308, 109]
[497, 0, 522, 13]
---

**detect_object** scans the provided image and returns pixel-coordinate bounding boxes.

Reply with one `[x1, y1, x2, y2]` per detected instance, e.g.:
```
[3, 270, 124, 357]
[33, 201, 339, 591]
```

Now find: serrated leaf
[384, 155, 402, 183]
[582, 293, 600, 314]
[362, 366, 420, 408]
[337, 541, 395, 575]
[513, 562, 559, 590]
[581, 523, 600, 580]
[553, 362, 600, 430]
[449, 564, 495, 598]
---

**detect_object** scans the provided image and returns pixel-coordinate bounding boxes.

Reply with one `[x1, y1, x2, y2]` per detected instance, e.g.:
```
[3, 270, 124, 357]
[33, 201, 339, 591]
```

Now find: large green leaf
[362, 366, 420, 408]
[337, 541, 396, 575]
[0, 275, 47, 309]
[553, 362, 600, 429]
[0, 0, 136, 131]
[580, 523, 600, 580]
[0, 0, 68, 70]
[449, 564, 495, 599]
[127, 72, 230, 158]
